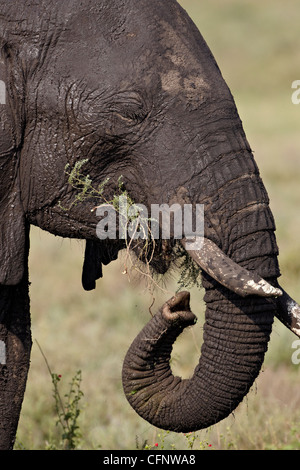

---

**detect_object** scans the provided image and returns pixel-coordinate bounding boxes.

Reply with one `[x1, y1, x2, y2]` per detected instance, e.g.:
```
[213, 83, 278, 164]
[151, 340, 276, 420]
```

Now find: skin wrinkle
[152, 103, 243, 200]
[125, 312, 187, 424]
[184, 134, 248, 188]
[228, 207, 276, 251]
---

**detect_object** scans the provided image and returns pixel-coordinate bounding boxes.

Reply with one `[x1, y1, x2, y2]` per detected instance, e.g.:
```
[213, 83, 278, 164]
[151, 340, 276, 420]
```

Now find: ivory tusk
[276, 288, 300, 338]
[181, 237, 282, 298]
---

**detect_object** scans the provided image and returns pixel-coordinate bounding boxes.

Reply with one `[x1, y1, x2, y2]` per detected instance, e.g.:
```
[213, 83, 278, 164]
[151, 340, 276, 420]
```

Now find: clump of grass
[60, 159, 140, 222]
[59, 159, 110, 211]
[59, 162, 156, 292]
[60, 160, 156, 265]
[61, 160, 203, 295]
[175, 243, 202, 291]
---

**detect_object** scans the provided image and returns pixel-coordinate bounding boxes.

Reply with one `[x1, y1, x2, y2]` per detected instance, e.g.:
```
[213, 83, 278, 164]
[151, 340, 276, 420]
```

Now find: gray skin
[0, 0, 299, 449]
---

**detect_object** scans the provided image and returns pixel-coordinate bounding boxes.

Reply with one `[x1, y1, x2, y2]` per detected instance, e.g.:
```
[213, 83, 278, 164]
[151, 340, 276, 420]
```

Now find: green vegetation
[58, 159, 110, 212]
[175, 243, 202, 291]
[62, 159, 202, 294]
[36, 342, 84, 450]
[61, 161, 161, 290]
[16, 0, 300, 450]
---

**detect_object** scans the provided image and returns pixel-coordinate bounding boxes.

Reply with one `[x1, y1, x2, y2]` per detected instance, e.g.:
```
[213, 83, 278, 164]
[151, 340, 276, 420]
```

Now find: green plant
[137, 430, 213, 450]
[51, 370, 84, 450]
[184, 432, 213, 450]
[37, 341, 84, 450]
[141, 431, 174, 450]
[60, 160, 156, 275]
[58, 159, 110, 212]
[175, 243, 202, 291]
[61, 160, 203, 295]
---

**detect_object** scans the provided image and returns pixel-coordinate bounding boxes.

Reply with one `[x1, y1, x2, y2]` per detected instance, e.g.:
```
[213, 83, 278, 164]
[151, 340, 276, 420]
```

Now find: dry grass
[15, 0, 300, 450]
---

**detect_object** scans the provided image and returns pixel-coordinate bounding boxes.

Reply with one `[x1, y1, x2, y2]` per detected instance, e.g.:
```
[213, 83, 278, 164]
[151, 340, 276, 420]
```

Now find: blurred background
[16, 0, 300, 450]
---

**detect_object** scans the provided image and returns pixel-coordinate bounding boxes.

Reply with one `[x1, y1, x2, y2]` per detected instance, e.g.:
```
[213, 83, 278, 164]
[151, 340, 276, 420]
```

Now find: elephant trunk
[122, 106, 300, 431]
[122, 121, 283, 431]
[122, 287, 275, 432]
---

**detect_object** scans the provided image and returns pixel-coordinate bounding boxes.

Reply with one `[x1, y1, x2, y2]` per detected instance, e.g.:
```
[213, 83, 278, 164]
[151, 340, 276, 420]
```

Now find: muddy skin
[0, 0, 299, 449]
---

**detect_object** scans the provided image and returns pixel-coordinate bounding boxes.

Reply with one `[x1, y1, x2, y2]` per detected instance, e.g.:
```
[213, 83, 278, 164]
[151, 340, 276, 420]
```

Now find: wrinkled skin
[0, 0, 299, 449]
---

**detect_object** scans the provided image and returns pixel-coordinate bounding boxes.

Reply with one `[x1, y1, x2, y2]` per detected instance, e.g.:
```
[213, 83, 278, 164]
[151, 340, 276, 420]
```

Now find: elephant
[0, 0, 299, 449]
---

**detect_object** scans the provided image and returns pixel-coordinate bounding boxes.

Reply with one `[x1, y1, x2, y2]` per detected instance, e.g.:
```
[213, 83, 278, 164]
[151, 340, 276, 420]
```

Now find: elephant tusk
[276, 288, 300, 338]
[181, 237, 282, 298]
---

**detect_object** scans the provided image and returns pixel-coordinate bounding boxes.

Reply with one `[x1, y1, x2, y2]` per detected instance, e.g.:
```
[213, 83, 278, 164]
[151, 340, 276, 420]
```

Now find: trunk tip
[162, 291, 196, 325]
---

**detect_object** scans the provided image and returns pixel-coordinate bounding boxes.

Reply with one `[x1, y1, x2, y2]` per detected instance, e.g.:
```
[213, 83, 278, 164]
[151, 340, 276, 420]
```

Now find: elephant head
[0, 0, 299, 447]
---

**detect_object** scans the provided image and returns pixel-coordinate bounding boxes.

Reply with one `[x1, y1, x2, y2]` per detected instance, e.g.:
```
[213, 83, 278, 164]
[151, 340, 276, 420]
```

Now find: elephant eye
[110, 92, 148, 124]
[115, 106, 146, 123]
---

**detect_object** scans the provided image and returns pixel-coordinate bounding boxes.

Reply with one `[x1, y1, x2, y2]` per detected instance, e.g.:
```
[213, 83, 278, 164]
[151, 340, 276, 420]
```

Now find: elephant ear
[0, 45, 26, 285]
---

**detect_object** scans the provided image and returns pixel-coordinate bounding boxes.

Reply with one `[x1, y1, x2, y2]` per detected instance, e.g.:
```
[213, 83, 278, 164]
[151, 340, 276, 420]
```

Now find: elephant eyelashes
[114, 107, 146, 124]
[109, 92, 148, 125]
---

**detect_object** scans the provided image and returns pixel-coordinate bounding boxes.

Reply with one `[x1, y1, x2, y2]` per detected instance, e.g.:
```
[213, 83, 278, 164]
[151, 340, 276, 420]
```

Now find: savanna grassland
[16, 0, 300, 450]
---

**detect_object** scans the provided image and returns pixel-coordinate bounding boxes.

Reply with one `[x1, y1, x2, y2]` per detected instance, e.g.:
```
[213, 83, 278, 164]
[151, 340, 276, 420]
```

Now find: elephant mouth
[132, 234, 282, 297]
[131, 237, 177, 275]
[82, 232, 300, 338]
